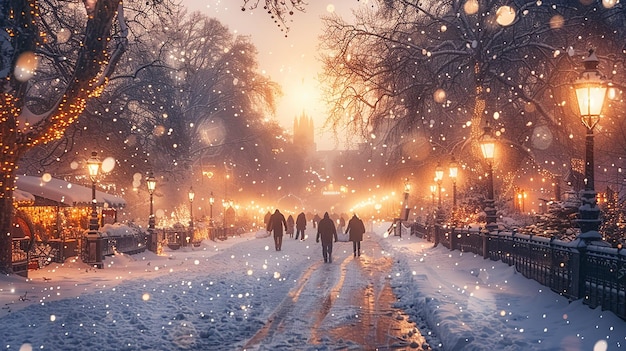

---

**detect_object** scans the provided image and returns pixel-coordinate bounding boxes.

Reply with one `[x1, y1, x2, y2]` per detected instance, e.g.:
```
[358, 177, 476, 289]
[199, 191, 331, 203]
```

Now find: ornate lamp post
[209, 191, 215, 226]
[517, 189, 526, 213]
[434, 163, 444, 224]
[85, 151, 103, 268]
[146, 172, 156, 231]
[87, 152, 101, 231]
[449, 157, 459, 213]
[402, 179, 410, 221]
[188, 187, 195, 244]
[479, 123, 497, 230]
[209, 191, 215, 240]
[145, 172, 157, 252]
[573, 50, 608, 241]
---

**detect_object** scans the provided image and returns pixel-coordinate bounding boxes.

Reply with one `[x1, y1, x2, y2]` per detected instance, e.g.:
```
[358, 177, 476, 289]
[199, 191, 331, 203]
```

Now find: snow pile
[374, 221, 625, 351]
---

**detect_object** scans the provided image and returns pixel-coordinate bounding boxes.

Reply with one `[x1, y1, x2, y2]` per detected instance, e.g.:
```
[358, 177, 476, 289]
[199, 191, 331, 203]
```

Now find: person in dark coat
[345, 214, 366, 257]
[312, 213, 321, 229]
[267, 209, 287, 251]
[316, 212, 338, 263]
[295, 212, 307, 240]
[286, 215, 295, 238]
[264, 210, 272, 235]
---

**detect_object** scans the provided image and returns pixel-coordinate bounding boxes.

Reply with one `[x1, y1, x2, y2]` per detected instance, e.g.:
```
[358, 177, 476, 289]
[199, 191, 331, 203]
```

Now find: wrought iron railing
[408, 222, 626, 320]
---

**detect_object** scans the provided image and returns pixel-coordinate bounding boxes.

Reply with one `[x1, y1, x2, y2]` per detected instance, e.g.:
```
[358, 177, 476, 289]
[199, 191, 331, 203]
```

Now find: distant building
[293, 111, 316, 154]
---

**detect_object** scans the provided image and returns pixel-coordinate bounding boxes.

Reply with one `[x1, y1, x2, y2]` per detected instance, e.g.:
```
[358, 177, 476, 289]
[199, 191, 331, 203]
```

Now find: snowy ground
[0, 223, 624, 350]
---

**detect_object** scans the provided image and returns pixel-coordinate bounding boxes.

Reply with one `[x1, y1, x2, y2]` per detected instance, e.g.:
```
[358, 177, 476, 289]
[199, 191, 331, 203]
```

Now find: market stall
[13, 175, 126, 267]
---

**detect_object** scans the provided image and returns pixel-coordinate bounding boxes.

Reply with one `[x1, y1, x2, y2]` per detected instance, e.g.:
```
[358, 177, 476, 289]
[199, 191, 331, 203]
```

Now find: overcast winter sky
[184, 1, 367, 150]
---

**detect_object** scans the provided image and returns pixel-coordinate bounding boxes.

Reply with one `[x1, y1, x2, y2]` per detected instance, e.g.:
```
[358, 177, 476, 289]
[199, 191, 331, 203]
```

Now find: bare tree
[0, 0, 308, 273]
[319, 0, 626, 204]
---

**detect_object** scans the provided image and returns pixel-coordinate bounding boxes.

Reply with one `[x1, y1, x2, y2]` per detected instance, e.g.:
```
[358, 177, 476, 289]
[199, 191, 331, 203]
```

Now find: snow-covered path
[243, 235, 427, 350]
[1, 224, 624, 351]
[0, 228, 426, 350]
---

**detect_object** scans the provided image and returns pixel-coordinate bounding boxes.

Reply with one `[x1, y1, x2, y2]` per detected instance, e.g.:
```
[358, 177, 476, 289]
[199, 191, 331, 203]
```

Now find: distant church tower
[293, 111, 316, 152]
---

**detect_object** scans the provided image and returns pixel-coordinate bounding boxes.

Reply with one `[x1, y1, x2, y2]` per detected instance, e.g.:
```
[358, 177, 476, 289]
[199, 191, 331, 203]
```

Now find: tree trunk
[0, 163, 18, 273]
[0, 0, 123, 273]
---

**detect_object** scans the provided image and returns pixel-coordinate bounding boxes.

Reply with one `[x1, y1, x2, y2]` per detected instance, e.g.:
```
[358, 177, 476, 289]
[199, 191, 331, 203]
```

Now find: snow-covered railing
[409, 223, 626, 320]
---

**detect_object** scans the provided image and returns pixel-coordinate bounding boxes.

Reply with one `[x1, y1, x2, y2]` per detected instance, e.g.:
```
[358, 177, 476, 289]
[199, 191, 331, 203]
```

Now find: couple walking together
[316, 212, 365, 263]
[267, 209, 307, 251]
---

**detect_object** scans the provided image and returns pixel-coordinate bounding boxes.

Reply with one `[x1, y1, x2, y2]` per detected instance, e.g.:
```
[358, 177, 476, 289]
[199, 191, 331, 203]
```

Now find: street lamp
[517, 189, 526, 213]
[430, 184, 437, 208]
[209, 191, 215, 226]
[479, 122, 497, 230]
[146, 172, 156, 231]
[188, 187, 195, 244]
[449, 157, 459, 212]
[208, 191, 215, 241]
[573, 49, 608, 240]
[85, 151, 103, 268]
[86, 152, 101, 231]
[402, 179, 410, 221]
[145, 172, 157, 252]
[434, 163, 444, 223]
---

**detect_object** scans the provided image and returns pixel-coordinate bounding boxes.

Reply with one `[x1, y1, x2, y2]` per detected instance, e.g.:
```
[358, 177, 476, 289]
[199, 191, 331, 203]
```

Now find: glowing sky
[184, 1, 364, 150]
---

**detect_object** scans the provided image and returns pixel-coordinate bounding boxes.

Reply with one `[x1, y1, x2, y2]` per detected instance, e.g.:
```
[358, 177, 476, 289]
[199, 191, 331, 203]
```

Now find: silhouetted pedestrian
[286, 215, 295, 238]
[345, 214, 366, 257]
[338, 215, 346, 233]
[295, 212, 307, 240]
[267, 209, 287, 251]
[316, 212, 337, 263]
[313, 213, 321, 229]
[264, 210, 272, 236]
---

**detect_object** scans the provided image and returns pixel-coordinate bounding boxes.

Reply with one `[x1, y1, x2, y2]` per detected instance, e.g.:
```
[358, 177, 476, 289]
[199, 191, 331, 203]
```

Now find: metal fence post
[571, 243, 585, 300]
[482, 228, 489, 259]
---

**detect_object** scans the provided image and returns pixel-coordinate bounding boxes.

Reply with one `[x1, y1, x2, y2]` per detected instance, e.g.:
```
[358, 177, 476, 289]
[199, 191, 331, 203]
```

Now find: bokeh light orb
[41, 173, 52, 183]
[101, 157, 116, 173]
[433, 88, 447, 103]
[593, 339, 608, 351]
[602, 0, 617, 8]
[496, 6, 516, 26]
[464, 0, 479, 15]
[531, 125, 553, 150]
[14, 51, 38, 82]
[549, 15, 564, 29]
[153, 125, 166, 137]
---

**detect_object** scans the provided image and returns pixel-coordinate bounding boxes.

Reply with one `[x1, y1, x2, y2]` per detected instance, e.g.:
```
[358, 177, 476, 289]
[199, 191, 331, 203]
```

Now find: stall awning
[13, 189, 35, 203]
[16, 175, 126, 208]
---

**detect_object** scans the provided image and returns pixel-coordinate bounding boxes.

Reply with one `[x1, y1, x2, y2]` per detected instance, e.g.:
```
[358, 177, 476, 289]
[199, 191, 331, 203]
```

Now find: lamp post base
[84, 230, 104, 269]
[577, 189, 602, 242]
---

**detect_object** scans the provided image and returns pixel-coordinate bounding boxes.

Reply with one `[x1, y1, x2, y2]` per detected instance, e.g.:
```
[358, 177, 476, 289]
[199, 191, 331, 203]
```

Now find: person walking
[316, 212, 338, 263]
[267, 209, 287, 251]
[338, 215, 346, 233]
[312, 213, 321, 229]
[286, 215, 295, 238]
[295, 212, 307, 240]
[264, 210, 272, 236]
[345, 213, 366, 257]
